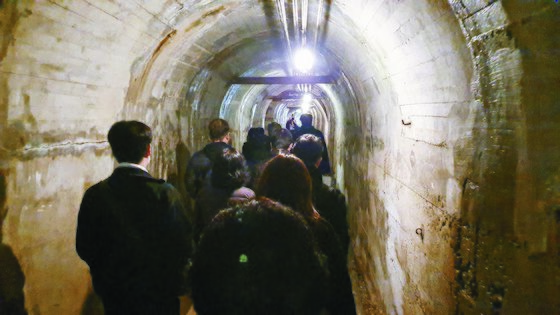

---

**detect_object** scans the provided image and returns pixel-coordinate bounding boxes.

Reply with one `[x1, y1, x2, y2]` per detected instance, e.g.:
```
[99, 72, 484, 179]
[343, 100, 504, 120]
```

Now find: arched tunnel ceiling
[127, 0, 471, 133]
[127, 3, 386, 158]
[128, 0, 391, 114]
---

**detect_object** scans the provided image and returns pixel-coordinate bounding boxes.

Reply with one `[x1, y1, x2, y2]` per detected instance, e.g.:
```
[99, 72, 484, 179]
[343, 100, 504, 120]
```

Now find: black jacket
[194, 181, 255, 241]
[292, 126, 331, 174]
[184, 142, 232, 198]
[76, 167, 193, 300]
[308, 166, 350, 255]
[307, 217, 356, 315]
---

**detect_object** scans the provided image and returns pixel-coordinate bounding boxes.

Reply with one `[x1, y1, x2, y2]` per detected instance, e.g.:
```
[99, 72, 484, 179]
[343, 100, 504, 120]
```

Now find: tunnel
[0, 0, 559, 314]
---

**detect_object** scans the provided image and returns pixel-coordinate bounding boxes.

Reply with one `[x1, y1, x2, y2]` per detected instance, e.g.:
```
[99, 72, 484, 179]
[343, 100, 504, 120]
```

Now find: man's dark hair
[107, 120, 152, 163]
[290, 134, 323, 167]
[208, 119, 230, 140]
[190, 198, 328, 315]
[247, 127, 265, 140]
[211, 148, 249, 190]
[300, 114, 313, 127]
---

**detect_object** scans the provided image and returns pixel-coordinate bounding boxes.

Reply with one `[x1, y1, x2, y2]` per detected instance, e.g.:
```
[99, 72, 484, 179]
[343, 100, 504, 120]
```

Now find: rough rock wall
[338, 1, 474, 313]
[0, 1, 177, 313]
[452, 1, 560, 313]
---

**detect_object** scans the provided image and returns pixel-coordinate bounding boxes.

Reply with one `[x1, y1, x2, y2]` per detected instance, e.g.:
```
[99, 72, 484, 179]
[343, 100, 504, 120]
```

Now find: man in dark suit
[76, 120, 193, 315]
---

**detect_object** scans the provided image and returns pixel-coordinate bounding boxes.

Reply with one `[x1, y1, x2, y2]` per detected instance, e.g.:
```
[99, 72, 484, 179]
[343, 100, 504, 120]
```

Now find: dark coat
[194, 180, 255, 241]
[292, 126, 331, 174]
[185, 142, 232, 198]
[76, 167, 193, 303]
[307, 217, 356, 315]
[309, 166, 350, 255]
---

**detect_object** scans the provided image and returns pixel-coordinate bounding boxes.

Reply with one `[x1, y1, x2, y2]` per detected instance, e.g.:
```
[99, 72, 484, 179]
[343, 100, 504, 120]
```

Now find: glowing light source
[293, 48, 315, 73]
[300, 93, 313, 113]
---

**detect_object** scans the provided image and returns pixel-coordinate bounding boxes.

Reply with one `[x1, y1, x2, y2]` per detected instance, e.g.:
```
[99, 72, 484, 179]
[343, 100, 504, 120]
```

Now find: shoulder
[149, 179, 179, 194]
[188, 150, 210, 164]
[308, 217, 336, 235]
[313, 128, 325, 138]
[316, 183, 346, 203]
[327, 186, 346, 203]
[82, 179, 109, 199]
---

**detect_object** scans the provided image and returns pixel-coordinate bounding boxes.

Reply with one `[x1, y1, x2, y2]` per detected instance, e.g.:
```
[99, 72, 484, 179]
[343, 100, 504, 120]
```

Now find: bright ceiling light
[302, 93, 313, 104]
[300, 93, 313, 113]
[293, 48, 315, 73]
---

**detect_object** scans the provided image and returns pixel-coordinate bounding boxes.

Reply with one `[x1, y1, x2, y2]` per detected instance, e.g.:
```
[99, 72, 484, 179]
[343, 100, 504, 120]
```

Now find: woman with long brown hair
[256, 154, 316, 217]
[256, 154, 356, 315]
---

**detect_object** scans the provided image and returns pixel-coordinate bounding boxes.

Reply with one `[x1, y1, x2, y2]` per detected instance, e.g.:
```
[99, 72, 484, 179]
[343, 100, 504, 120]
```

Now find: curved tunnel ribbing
[0, 1, 559, 314]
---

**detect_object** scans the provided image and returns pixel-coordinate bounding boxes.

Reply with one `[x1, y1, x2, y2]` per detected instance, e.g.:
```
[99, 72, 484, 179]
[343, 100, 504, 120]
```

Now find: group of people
[76, 116, 354, 315]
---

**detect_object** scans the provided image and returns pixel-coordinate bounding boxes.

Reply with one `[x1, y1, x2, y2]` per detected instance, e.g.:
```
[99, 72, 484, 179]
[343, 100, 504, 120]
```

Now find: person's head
[300, 114, 313, 127]
[190, 198, 327, 315]
[274, 128, 293, 151]
[107, 120, 152, 164]
[267, 122, 282, 137]
[208, 118, 230, 143]
[290, 134, 323, 168]
[256, 154, 314, 217]
[211, 148, 249, 190]
[247, 127, 266, 141]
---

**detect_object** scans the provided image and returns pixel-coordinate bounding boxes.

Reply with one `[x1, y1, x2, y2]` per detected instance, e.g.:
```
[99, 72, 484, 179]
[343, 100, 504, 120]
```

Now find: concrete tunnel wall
[0, 1, 559, 314]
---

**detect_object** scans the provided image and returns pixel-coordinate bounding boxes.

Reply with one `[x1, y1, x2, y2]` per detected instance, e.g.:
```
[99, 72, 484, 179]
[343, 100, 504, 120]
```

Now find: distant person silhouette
[285, 113, 299, 132]
[292, 114, 331, 174]
[266, 121, 282, 147]
[242, 127, 271, 163]
[76, 120, 193, 315]
[270, 128, 293, 156]
[242, 127, 272, 189]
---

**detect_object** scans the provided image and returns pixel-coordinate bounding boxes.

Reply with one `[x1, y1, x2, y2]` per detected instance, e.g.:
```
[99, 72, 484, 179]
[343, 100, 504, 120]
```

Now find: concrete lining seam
[22, 141, 108, 151]
[371, 162, 446, 213]
[0, 70, 128, 90]
[460, 0, 499, 20]
[131, 0, 173, 29]
[80, 0, 159, 41]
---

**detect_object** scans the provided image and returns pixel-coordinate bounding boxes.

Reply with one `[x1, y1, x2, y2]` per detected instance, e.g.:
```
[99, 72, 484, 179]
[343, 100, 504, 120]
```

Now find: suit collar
[117, 162, 148, 173]
[113, 165, 154, 180]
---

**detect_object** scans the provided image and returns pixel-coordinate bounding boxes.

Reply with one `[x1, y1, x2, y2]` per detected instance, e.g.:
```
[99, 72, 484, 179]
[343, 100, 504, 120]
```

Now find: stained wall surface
[0, 1, 558, 314]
